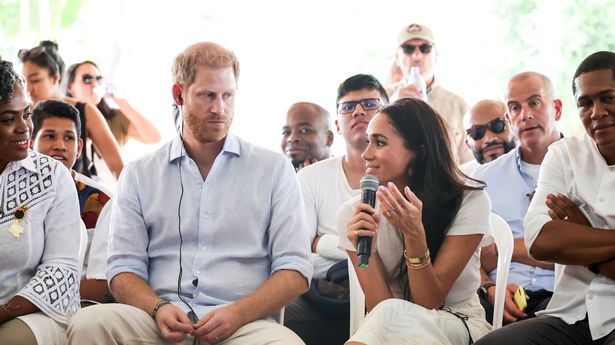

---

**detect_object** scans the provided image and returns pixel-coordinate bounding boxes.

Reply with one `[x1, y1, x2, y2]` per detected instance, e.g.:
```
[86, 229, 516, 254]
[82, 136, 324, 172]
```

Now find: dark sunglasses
[82, 74, 104, 85]
[401, 43, 433, 55]
[466, 118, 507, 140]
[337, 98, 382, 114]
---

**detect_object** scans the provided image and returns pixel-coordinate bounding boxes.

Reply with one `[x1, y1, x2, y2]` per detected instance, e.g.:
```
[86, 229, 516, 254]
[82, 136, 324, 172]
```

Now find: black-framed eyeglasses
[466, 118, 507, 140]
[82, 74, 104, 85]
[337, 98, 382, 114]
[401, 43, 433, 55]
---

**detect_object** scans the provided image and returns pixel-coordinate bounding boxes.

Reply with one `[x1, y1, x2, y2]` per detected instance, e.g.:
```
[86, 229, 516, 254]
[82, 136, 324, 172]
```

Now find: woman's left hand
[377, 182, 424, 237]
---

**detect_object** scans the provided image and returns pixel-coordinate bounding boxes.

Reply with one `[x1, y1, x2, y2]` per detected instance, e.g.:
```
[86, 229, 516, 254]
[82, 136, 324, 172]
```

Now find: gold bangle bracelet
[407, 259, 431, 269]
[403, 249, 431, 269]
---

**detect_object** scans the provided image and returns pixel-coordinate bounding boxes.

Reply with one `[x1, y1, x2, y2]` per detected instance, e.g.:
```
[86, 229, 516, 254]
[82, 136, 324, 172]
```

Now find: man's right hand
[487, 283, 527, 323]
[155, 304, 194, 343]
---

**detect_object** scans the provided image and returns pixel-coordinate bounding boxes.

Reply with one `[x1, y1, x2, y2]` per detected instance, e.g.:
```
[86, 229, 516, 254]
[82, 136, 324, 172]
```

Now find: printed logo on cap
[406, 24, 423, 33]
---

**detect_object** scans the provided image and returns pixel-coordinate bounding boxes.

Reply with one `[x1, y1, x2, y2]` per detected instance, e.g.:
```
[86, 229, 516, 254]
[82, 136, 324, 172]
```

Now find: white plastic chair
[489, 212, 514, 329]
[276, 307, 285, 325]
[348, 256, 365, 336]
[77, 220, 89, 280]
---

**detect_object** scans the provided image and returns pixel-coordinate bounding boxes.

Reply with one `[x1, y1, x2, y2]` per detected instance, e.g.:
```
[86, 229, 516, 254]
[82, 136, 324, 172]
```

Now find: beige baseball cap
[397, 23, 435, 46]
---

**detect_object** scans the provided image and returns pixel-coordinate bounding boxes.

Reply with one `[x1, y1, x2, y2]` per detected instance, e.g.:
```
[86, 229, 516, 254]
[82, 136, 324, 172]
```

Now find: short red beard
[183, 110, 229, 143]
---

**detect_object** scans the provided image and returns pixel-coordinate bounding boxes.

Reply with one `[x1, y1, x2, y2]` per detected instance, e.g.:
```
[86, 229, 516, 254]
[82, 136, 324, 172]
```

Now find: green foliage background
[491, 0, 615, 135]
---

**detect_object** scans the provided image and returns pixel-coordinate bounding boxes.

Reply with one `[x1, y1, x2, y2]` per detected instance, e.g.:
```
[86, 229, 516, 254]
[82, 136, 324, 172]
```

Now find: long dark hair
[382, 98, 485, 300]
[66, 60, 129, 146]
[66, 60, 119, 121]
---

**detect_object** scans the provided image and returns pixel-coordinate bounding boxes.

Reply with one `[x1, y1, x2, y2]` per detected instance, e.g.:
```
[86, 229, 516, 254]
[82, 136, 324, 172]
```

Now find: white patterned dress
[0, 150, 82, 344]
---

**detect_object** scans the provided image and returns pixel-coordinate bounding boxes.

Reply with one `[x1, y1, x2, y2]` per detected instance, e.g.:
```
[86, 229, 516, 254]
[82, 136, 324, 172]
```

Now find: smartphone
[513, 286, 528, 311]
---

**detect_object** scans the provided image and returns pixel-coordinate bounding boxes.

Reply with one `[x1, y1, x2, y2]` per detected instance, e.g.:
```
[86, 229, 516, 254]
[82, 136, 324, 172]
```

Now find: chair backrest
[77, 220, 89, 280]
[348, 255, 365, 336]
[276, 307, 285, 325]
[489, 213, 514, 329]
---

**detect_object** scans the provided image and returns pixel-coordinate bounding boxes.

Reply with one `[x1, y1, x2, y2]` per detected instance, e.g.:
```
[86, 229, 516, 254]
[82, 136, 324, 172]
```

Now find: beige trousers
[67, 303, 305, 345]
[0, 318, 38, 345]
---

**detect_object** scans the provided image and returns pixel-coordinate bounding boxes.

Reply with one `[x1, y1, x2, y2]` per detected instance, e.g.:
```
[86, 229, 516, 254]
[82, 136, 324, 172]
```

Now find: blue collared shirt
[107, 133, 313, 318]
[473, 147, 554, 291]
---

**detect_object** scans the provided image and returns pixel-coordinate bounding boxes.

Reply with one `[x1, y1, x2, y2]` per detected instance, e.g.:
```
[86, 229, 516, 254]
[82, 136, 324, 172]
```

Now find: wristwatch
[478, 282, 496, 296]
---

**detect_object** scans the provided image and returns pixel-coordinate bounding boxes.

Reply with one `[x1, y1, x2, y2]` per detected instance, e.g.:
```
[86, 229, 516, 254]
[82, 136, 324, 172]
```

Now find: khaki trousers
[0, 318, 38, 345]
[67, 303, 305, 345]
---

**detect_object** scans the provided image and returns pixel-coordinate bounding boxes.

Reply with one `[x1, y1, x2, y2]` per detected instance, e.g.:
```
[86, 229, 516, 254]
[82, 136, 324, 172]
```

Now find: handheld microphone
[358, 175, 379, 268]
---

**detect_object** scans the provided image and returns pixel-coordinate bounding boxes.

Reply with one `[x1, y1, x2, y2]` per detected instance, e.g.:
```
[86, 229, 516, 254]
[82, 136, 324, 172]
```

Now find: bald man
[473, 72, 563, 325]
[281, 102, 334, 170]
[461, 99, 517, 175]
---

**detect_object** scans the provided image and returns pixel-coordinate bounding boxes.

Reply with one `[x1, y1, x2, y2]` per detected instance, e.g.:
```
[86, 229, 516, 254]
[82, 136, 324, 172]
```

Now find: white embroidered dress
[0, 151, 81, 343]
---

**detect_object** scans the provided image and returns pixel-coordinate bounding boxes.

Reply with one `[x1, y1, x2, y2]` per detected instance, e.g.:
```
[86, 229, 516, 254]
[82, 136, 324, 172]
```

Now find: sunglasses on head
[82, 74, 103, 85]
[401, 43, 433, 55]
[466, 118, 507, 140]
[337, 98, 382, 114]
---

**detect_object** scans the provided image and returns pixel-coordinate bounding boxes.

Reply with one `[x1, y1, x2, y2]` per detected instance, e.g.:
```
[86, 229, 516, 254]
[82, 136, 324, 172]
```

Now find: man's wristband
[151, 299, 171, 321]
[478, 282, 496, 296]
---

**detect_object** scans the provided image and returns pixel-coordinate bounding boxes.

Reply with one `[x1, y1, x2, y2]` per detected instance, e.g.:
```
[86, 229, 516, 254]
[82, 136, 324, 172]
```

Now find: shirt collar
[169, 132, 241, 163]
[3, 150, 38, 175]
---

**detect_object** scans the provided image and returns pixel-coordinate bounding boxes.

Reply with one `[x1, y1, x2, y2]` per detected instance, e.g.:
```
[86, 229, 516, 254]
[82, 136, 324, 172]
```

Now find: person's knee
[67, 305, 107, 337]
[474, 318, 541, 345]
[0, 319, 38, 345]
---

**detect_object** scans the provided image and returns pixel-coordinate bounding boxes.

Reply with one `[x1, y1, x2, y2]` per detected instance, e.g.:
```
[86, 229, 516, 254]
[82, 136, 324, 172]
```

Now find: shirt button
[588, 294, 593, 300]
[201, 246, 207, 251]
[598, 198, 604, 202]
[204, 214, 209, 219]
[196, 270, 200, 275]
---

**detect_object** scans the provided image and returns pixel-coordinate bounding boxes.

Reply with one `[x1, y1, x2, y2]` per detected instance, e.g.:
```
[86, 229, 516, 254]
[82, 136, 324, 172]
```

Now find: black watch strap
[479, 282, 496, 295]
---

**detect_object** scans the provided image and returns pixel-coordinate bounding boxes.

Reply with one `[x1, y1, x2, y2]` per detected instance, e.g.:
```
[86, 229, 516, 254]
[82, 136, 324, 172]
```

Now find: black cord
[176, 107, 199, 345]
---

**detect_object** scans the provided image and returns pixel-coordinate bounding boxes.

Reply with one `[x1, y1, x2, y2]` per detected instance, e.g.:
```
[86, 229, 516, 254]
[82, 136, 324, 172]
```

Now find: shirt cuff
[316, 234, 346, 260]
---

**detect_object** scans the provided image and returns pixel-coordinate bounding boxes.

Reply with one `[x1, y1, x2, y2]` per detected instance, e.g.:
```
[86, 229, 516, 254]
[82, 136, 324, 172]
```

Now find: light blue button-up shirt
[473, 147, 554, 291]
[107, 133, 313, 319]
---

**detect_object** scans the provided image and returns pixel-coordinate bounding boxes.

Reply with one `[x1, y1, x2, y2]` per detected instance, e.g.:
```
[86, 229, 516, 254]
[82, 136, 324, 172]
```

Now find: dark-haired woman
[338, 98, 493, 344]
[0, 58, 81, 345]
[66, 60, 160, 146]
[18, 41, 123, 181]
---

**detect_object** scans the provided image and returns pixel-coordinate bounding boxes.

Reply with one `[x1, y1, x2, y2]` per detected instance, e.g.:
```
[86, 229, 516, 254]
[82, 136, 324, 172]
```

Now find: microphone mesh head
[360, 175, 379, 192]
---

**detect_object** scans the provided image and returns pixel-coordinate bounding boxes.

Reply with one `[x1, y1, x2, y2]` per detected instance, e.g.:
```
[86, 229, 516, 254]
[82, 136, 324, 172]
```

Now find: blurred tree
[0, 0, 87, 61]
[492, 0, 615, 136]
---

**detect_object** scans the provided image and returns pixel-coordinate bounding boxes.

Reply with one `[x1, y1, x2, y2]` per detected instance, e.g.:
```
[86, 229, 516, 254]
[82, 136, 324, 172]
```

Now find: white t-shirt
[460, 159, 481, 177]
[520, 160, 541, 183]
[525, 134, 615, 340]
[337, 189, 492, 305]
[298, 156, 360, 279]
